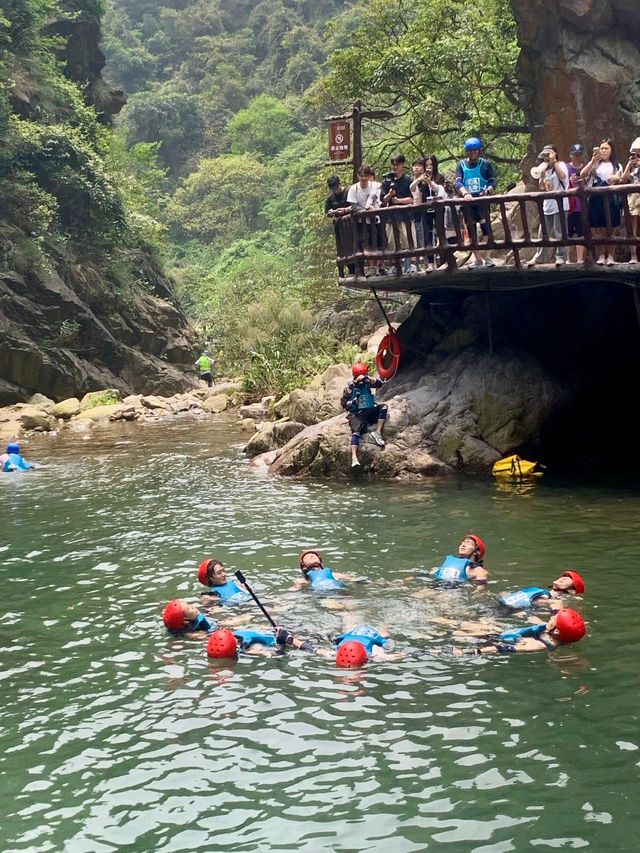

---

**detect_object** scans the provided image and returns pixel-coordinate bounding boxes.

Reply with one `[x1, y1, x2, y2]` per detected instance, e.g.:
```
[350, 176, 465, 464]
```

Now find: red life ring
[376, 328, 401, 380]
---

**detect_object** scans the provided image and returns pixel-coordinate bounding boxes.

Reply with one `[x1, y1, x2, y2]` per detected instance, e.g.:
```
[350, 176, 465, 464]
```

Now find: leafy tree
[167, 154, 268, 244]
[227, 95, 300, 158]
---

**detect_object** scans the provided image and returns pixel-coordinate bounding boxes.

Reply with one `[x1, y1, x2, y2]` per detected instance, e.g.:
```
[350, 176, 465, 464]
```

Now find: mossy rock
[80, 389, 121, 411]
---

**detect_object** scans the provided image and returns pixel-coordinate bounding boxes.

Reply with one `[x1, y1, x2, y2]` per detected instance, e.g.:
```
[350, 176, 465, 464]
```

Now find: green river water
[1, 418, 638, 852]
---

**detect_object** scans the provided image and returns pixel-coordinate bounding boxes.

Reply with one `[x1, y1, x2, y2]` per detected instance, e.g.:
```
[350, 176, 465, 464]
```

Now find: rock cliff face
[511, 0, 640, 159]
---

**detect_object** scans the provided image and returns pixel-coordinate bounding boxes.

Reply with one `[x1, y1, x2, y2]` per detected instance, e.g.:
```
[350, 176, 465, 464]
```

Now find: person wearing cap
[430, 534, 489, 585]
[497, 570, 585, 612]
[527, 144, 569, 268]
[194, 349, 214, 388]
[450, 608, 586, 655]
[340, 361, 388, 468]
[324, 175, 351, 218]
[621, 137, 640, 263]
[455, 137, 496, 269]
[1, 443, 35, 472]
[197, 558, 252, 605]
[566, 144, 586, 264]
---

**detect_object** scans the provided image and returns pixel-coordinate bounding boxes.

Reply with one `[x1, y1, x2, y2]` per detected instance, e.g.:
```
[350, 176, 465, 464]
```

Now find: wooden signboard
[328, 120, 351, 163]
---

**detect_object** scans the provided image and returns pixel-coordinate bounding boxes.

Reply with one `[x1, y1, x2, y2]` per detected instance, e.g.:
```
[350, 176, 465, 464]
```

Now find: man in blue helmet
[1, 443, 35, 472]
[455, 137, 496, 269]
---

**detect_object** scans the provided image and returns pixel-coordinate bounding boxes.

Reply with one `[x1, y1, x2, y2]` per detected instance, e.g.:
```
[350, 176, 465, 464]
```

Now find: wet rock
[239, 402, 269, 421]
[237, 418, 257, 432]
[244, 420, 306, 458]
[50, 397, 81, 419]
[19, 406, 52, 431]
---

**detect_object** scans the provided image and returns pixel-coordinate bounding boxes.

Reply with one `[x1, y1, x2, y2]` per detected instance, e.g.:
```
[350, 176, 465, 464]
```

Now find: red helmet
[554, 609, 586, 644]
[162, 599, 187, 631]
[352, 362, 369, 378]
[336, 641, 368, 668]
[207, 629, 238, 659]
[562, 571, 585, 594]
[299, 549, 323, 569]
[467, 534, 486, 560]
[198, 559, 213, 585]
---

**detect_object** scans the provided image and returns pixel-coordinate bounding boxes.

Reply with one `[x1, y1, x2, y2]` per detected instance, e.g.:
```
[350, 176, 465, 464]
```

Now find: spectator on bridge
[380, 153, 414, 275]
[566, 144, 586, 264]
[580, 138, 623, 266]
[455, 137, 496, 269]
[410, 155, 446, 273]
[527, 145, 569, 268]
[621, 137, 640, 264]
[324, 175, 351, 218]
[347, 165, 383, 275]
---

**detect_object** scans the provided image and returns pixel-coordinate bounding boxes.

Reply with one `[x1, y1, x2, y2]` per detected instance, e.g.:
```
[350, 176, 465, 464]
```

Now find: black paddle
[234, 570, 277, 628]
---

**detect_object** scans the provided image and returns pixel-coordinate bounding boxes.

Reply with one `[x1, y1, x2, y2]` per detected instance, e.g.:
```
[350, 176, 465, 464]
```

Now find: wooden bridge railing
[333, 183, 640, 278]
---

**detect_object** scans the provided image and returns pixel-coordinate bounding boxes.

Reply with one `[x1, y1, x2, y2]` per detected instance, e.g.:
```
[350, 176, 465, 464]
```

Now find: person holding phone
[621, 137, 640, 263]
[580, 138, 623, 265]
[527, 144, 569, 268]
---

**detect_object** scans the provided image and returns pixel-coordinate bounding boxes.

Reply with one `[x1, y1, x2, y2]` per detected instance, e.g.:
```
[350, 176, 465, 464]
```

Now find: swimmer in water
[448, 609, 586, 655]
[162, 599, 252, 638]
[426, 534, 488, 586]
[206, 627, 315, 659]
[1, 442, 35, 472]
[292, 549, 365, 592]
[197, 558, 252, 605]
[498, 570, 585, 613]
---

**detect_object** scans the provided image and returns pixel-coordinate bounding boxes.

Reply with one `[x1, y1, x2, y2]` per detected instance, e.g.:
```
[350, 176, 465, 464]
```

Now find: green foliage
[227, 95, 300, 158]
[240, 291, 339, 397]
[319, 0, 526, 181]
[167, 154, 268, 244]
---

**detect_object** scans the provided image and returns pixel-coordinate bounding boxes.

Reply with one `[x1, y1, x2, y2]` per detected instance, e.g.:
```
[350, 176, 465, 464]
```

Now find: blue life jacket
[350, 382, 376, 411]
[335, 625, 386, 654]
[169, 612, 216, 635]
[459, 158, 490, 196]
[306, 567, 345, 590]
[498, 623, 555, 649]
[7, 452, 33, 471]
[233, 630, 277, 650]
[433, 555, 471, 584]
[207, 579, 251, 604]
[499, 587, 551, 610]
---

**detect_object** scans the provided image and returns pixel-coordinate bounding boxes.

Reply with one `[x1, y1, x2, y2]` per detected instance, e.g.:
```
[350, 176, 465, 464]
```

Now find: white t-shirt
[347, 182, 374, 212]
[542, 162, 569, 215]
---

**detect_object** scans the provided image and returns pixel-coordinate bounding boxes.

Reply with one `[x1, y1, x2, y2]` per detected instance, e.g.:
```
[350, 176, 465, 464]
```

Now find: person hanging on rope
[340, 361, 388, 468]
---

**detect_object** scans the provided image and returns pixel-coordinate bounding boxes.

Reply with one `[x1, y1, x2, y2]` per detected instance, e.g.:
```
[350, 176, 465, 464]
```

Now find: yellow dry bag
[492, 454, 542, 478]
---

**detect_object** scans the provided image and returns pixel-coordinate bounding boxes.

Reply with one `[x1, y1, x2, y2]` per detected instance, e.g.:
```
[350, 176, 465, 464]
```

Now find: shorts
[348, 406, 383, 436]
[629, 192, 640, 216]
[463, 203, 489, 237]
[567, 211, 583, 238]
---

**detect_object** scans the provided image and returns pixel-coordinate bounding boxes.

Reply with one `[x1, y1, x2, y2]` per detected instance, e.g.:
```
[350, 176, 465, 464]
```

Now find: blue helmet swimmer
[464, 137, 483, 152]
[6, 443, 20, 454]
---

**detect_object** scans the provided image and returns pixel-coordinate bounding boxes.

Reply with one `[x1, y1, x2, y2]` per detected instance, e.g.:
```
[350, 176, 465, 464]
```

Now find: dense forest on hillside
[1, 1, 526, 397]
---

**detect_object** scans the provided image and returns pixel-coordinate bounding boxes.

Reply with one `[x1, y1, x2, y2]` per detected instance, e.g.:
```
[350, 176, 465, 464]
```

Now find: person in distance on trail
[194, 348, 214, 388]
[1, 442, 35, 472]
[197, 558, 252, 605]
[497, 570, 585, 613]
[526, 144, 570, 268]
[340, 361, 388, 468]
[450, 608, 586, 656]
[455, 137, 496, 269]
[428, 534, 489, 586]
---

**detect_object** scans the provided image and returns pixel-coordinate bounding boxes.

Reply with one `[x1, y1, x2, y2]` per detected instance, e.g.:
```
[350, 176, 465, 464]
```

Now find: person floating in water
[430, 534, 488, 585]
[1, 442, 35, 472]
[162, 599, 251, 638]
[498, 570, 585, 612]
[451, 608, 586, 655]
[292, 550, 364, 592]
[197, 558, 252, 605]
[340, 362, 388, 468]
[194, 349, 215, 388]
[206, 627, 316, 659]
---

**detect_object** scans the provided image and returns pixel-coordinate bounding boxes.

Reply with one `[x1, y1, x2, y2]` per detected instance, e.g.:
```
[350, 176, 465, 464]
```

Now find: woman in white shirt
[580, 138, 623, 265]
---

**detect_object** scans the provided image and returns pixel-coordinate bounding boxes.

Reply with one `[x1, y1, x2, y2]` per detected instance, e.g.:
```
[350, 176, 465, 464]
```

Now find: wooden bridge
[333, 183, 640, 295]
